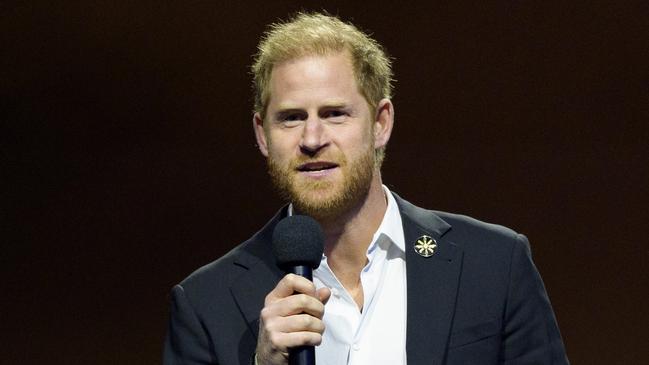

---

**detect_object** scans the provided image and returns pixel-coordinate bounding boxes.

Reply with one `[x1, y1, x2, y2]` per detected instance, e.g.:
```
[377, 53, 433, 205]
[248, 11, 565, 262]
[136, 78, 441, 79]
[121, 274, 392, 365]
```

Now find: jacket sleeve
[501, 234, 570, 364]
[163, 284, 217, 365]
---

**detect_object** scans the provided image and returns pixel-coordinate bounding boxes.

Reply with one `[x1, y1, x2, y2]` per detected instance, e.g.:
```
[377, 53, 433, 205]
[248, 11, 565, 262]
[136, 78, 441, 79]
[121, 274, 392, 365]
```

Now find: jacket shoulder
[179, 241, 251, 292]
[435, 211, 525, 243]
[394, 192, 529, 259]
[437, 210, 531, 262]
[177, 210, 283, 300]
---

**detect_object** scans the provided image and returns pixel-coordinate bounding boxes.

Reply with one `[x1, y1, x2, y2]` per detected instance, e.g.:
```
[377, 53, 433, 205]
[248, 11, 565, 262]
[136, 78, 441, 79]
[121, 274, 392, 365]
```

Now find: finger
[317, 287, 331, 305]
[264, 293, 325, 318]
[269, 331, 323, 350]
[265, 313, 325, 334]
[266, 274, 317, 303]
[259, 293, 323, 325]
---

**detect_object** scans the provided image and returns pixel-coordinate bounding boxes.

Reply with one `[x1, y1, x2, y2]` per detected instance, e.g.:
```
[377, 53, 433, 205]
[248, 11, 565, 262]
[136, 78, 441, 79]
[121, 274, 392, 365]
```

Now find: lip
[296, 161, 339, 178]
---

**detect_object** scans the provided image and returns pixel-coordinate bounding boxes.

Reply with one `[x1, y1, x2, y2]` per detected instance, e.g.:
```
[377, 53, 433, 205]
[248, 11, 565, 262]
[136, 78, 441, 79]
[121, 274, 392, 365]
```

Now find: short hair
[252, 12, 394, 118]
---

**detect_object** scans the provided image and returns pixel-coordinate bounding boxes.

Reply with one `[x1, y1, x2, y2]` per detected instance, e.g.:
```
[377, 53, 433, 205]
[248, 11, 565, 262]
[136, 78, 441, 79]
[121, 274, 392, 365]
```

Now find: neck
[319, 174, 387, 277]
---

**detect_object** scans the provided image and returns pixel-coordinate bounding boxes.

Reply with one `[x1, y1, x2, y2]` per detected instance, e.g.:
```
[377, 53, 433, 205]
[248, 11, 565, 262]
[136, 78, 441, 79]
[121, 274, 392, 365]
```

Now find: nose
[300, 116, 328, 156]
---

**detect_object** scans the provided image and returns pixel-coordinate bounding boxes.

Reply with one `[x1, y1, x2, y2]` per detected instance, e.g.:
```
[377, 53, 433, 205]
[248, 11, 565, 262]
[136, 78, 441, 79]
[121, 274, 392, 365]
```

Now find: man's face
[253, 52, 390, 220]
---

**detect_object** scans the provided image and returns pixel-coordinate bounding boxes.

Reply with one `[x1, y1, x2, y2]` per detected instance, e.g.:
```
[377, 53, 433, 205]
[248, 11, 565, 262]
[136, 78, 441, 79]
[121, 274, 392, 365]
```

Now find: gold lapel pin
[414, 235, 437, 257]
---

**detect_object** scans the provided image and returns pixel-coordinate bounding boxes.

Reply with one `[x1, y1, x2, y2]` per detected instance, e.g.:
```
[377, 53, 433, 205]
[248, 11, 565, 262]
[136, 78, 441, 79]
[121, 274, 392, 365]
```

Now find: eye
[284, 113, 302, 121]
[321, 109, 347, 122]
[277, 111, 307, 127]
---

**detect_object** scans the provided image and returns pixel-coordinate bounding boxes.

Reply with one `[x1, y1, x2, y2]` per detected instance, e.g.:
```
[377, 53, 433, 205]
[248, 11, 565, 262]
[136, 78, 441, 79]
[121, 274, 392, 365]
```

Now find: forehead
[267, 51, 362, 108]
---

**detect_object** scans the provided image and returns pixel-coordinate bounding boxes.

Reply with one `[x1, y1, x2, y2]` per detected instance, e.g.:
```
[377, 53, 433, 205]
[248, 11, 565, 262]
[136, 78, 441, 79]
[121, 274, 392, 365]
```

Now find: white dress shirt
[311, 186, 407, 365]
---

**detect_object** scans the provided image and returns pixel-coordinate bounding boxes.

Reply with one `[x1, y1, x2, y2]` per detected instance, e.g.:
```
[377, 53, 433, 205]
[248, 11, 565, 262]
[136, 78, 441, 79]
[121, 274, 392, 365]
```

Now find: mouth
[296, 161, 339, 173]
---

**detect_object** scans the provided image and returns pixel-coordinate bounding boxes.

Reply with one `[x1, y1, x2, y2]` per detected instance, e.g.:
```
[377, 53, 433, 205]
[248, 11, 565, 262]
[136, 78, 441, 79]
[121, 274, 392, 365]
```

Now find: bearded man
[164, 12, 569, 365]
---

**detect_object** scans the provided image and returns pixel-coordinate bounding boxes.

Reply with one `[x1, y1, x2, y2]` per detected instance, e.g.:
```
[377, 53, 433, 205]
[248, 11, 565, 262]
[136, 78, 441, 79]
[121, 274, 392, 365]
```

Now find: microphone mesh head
[272, 215, 324, 270]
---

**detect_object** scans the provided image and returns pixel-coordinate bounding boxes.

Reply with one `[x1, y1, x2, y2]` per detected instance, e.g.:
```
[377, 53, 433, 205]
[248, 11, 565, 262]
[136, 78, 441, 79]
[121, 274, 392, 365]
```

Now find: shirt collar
[369, 185, 405, 254]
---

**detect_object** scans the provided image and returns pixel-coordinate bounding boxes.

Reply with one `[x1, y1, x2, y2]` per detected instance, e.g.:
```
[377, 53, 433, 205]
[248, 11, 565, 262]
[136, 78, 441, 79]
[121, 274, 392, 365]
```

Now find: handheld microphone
[272, 215, 324, 365]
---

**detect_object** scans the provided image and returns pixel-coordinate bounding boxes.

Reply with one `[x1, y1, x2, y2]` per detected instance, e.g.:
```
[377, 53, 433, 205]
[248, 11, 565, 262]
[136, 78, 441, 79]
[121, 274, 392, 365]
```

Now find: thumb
[317, 287, 332, 305]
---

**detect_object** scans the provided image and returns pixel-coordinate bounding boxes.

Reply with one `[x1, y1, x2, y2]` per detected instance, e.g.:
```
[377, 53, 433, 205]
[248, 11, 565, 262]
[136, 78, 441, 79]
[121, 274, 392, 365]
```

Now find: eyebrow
[273, 108, 304, 118]
[320, 101, 349, 109]
[275, 101, 350, 112]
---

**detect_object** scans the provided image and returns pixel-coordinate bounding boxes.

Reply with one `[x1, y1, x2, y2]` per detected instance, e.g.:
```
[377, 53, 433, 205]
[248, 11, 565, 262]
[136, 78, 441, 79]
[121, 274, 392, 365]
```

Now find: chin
[293, 188, 339, 211]
[291, 183, 367, 220]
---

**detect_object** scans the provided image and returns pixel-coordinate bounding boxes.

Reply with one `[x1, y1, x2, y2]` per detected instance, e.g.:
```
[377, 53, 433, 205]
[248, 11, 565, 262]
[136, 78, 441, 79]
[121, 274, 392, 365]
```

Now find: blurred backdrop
[3, 1, 648, 364]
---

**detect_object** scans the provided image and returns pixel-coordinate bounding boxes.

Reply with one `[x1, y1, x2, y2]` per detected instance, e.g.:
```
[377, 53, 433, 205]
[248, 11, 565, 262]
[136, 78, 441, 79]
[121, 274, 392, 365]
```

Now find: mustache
[288, 154, 347, 169]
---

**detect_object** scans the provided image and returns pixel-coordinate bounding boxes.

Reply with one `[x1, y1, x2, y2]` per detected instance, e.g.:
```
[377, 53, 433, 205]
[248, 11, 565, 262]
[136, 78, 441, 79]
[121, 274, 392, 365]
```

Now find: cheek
[346, 126, 375, 150]
[267, 132, 298, 157]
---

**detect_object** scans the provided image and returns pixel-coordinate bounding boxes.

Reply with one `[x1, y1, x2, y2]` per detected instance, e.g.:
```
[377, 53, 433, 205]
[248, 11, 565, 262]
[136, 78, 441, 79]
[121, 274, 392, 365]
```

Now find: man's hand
[255, 274, 331, 365]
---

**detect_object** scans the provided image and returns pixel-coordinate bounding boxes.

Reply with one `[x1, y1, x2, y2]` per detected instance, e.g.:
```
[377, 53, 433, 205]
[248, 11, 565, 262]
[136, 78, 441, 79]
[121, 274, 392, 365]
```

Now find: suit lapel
[229, 210, 285, 338]
[396, 195, 464, 365]
[230, 257, 283, 338]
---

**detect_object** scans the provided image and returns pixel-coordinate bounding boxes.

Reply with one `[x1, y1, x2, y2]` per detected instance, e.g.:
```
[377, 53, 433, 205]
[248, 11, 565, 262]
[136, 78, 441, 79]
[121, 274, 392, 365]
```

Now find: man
[164, 13, 569, 365]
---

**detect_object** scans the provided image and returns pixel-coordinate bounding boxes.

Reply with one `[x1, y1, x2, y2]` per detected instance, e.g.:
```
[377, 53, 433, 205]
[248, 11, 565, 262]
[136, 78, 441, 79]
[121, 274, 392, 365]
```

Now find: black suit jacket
[164, 194, 569, 364]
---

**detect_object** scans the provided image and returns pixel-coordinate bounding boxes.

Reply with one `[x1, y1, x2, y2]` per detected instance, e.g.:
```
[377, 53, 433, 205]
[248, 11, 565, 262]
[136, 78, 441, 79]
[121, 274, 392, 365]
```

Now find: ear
[253, 112, 269, 157]
[373, 98, 394, 149]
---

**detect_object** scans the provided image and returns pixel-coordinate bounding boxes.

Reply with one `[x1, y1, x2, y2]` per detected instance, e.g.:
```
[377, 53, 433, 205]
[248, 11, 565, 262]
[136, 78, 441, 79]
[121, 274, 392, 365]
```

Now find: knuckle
[315, 305, 325, 318]
[284, 273, 297, 284]
[314, 333, 323, 345]
[263, 317, 277, 332]
[269, 332, 282, 346]
[302, 315, 313, 328]
[260, 307, 271, 321]
[304, 332, 322, 346]
[306, 281, 316, 291]
[298, 294, 310, 307]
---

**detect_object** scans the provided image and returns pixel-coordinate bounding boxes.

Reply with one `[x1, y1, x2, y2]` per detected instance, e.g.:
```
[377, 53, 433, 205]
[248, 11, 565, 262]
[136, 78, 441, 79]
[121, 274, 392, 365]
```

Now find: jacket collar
[394, 193, 464, 365]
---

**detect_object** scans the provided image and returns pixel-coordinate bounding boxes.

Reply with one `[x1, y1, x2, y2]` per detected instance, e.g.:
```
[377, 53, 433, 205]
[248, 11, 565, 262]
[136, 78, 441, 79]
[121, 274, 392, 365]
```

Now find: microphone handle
[287, 265, 315, 365]
[289, 264, 313, 281]
[289, 346, 314, 365]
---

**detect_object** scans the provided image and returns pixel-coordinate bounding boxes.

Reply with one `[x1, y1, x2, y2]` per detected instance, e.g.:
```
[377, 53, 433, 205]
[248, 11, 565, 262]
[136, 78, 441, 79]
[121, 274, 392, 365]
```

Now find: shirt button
[331, 288, 340, 298]
[352, 343, 360, 351]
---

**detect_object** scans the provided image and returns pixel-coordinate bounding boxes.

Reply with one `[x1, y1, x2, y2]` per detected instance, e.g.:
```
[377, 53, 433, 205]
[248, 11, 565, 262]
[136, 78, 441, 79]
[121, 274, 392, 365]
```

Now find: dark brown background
[3, 1, 648, 364]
